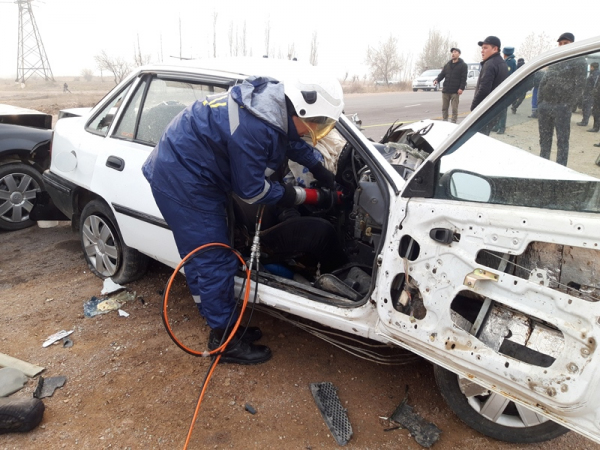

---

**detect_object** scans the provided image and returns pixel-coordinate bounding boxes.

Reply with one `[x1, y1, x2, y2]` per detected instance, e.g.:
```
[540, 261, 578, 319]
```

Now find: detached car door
[88, 72, 230, 266]
[374, 41, 600, 442]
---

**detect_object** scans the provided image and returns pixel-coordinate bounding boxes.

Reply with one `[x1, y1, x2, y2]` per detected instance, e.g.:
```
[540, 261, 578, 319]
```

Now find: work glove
[309, 162, 335, 189]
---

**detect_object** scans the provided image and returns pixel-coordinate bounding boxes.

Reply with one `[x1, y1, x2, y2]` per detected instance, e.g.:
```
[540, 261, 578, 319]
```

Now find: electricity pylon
[15, 0, 54, 83]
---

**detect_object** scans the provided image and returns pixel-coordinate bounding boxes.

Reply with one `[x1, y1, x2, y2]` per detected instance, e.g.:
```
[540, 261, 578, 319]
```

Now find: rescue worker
[142, 72, 344, 365]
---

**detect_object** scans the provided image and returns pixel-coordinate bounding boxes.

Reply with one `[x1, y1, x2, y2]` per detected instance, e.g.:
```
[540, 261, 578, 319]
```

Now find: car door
[88, 72, 230, 266]
[374, 42, 600, 442]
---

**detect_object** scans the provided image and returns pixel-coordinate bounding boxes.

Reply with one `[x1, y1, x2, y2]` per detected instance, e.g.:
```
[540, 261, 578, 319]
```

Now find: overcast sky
[0, 0, 598, 82]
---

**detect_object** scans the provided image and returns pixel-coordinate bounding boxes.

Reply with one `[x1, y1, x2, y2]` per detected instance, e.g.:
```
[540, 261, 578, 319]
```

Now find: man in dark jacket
[511, 58, 527, 113]
[577, 62, 600, 128]
[471, 36, 509, 112]
[494, 46, 518, 133]
[538, 32, 587, 166]
[433, 47, 468, 123]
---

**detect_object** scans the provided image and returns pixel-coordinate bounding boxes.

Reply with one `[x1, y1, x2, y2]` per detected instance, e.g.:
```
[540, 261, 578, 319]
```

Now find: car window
[114, 78, 148, 140]
[435, 51, 600, 214]
[85, 83, 132, 136]
[135, 78, 227, 146]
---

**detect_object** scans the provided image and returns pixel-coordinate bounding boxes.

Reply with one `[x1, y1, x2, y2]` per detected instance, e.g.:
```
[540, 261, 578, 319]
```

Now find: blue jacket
[142, 77, 320, 212]
[505, 55, 517, 76]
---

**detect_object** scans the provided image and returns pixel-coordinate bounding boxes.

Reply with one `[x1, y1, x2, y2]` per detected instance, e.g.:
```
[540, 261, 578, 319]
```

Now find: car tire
[433, 365, 569, 443]
[80, 200, 149, 284]
[413, 88, 418, 92]
[0, 162, 43, 231]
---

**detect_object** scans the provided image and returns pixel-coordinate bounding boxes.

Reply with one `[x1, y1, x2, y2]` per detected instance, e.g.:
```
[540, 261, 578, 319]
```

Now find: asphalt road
[344, 89, 476, 141]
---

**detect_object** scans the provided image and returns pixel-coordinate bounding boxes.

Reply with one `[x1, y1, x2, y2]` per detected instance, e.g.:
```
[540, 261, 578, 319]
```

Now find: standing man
[143, 73, 344, 364]
[433, 47, 468, 123]
[578, 62, 600, 129]
[471, 36, 509, 135]
[537, 32, 587, 166]
[494, 47, 518, 133]
[511, 58, 527, 113]
[471, 36, 509, 111]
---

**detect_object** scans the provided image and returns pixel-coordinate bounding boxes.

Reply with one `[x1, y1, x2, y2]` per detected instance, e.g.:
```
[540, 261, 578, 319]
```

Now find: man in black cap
[537, 32, 587, 166]
[433, 47, 468, 123]
[471, 36, 509, 113]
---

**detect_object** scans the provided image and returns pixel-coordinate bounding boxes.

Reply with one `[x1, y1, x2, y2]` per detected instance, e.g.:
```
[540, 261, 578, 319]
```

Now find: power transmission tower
[15, 0, 54, 83]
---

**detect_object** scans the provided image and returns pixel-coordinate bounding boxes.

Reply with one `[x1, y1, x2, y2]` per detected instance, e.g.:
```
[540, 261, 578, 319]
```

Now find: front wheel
[413, 88, 418, 92]
[80, 200, 149, 284]
[433, 365, 569, 443]
[0, 163, 43, 231]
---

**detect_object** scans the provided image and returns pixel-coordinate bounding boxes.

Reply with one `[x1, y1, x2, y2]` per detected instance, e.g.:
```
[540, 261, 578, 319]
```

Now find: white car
[43, 43, 600, 445]
[412, 69, 442, 91]
[466, 69, 480, 89]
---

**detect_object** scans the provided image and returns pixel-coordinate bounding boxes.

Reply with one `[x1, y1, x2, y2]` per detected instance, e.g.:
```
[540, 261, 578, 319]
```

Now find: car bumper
[39, 170, 77, 219]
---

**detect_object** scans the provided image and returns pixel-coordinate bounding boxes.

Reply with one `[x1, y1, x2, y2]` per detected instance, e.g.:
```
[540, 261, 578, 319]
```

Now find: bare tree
[309, 31, 318, 66]
[365, 35, 402, 84]
[212, 12, 218, 58]
[287, 43, 296, 60]
[133, 34, 151, 67]
[94, 50, 131, 85]
[416, 29, 457, 73]
[264, 19, 271, 57]
[81, 68, 94, 82]
[241, 21, 248, 56]
[518, 32, 554, 63]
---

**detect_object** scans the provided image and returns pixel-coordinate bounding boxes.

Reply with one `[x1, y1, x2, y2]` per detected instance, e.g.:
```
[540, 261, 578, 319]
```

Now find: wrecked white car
[42, 39, 600, 445]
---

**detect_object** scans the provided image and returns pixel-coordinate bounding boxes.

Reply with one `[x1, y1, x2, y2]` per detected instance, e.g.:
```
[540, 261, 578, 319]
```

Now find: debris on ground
[33, 376, 67, 399]
[118, 309, 130, 317]
[390, 390, 441, 448]
[0, 368, 28, 397]
[0, 353, 44, 378]
[100, 278, 125, 295]
[245, 403, 257, 415]
[42, 330, 74, 348]
[310, 382, 353, 446]
[62, 337, 74, 348]
[0, 397, 45, 434]
[83, 290, 136, 318]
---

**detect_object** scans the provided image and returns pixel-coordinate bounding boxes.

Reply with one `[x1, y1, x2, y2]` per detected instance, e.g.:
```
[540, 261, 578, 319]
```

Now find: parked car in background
[0, 105, 52, 231]
[43, 42, 600, 446]
[466, 69, 480, 89]
[412, 69, 442, 91]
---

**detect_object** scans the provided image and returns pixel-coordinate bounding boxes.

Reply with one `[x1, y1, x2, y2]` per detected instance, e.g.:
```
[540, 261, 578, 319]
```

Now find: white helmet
[284, 71, 344, 145]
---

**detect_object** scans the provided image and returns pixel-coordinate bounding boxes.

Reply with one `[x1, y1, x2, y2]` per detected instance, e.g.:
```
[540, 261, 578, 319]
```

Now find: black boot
[209, 328, 272, 365]
[237, 326, 262, 343]
[577, 121, 588, 126]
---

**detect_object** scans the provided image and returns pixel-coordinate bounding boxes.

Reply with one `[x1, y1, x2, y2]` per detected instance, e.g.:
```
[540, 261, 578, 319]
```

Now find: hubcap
[0, 172, 40, 223]
[82, 214, 119, 276]
[459, 377, 548, 428]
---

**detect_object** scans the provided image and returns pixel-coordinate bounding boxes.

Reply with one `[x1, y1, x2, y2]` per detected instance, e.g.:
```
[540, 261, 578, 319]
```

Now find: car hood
[403, 120, 596, 182]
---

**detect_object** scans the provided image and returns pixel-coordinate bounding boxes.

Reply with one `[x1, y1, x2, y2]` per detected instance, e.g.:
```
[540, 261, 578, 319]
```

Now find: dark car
[0, 104, 53, 231]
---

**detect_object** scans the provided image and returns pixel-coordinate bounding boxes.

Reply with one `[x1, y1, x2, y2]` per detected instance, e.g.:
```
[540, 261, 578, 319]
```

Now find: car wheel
[80, 200, 149, 284]
[0, 163, 43, 231]
[433, 365, 569, 443]
[413, 88, 417, 92]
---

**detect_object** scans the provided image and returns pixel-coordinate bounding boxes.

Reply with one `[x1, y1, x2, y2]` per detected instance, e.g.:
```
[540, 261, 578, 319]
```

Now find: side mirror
[443, 170, 492, 202]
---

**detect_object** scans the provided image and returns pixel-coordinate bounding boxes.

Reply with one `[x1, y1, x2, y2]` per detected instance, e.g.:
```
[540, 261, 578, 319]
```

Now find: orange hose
[161, 242, 253, 450]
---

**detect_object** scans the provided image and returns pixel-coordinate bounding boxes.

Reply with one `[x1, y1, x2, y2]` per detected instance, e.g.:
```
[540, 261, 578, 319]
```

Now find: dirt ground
[2, 77, 600, 449]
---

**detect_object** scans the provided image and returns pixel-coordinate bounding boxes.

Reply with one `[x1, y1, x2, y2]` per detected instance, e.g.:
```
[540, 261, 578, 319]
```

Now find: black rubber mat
[310, 382, 352, 446]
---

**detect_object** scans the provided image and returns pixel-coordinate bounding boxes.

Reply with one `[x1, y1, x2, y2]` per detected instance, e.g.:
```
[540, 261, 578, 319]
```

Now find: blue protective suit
[142, 76, 321, 329]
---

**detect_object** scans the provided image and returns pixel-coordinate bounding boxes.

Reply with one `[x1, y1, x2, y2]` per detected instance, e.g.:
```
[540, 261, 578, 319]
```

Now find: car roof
[135, 57, 331, 83]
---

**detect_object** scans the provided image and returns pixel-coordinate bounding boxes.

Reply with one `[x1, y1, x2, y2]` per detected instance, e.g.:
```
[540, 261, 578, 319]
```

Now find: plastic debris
[118, 309, 130, 317]
[83, 290, 136, 318]
[0, 368, 28, 397]
[310, 382, 353, 446]
[42, 330, 74, 348]
[244, 403, 256, 415]
[390, 396, 441, 448]
[101, 278, 125, 295]
[33, 376, 67, 399]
